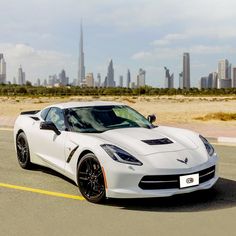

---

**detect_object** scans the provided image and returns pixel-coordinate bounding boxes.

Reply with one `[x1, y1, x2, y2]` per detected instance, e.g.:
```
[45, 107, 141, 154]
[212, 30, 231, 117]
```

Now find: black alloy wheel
[16, 132, 32, 169]
[78, 153, 106, 203]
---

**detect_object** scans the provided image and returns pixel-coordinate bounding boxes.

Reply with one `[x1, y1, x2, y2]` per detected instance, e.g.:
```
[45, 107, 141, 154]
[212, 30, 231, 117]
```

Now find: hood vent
[142, 138, 173, 145]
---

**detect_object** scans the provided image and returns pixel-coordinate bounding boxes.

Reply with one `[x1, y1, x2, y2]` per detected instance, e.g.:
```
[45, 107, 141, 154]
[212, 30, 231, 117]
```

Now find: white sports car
[14, 101, 219, 203]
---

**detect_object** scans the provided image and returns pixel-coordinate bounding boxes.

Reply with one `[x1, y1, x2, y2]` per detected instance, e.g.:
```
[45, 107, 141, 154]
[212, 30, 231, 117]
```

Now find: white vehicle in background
[14, 101, 219, 203]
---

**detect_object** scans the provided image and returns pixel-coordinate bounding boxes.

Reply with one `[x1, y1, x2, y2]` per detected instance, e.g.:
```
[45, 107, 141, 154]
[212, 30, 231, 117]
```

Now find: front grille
[142, 138, 173, 145]
[139, 165, 215, 190]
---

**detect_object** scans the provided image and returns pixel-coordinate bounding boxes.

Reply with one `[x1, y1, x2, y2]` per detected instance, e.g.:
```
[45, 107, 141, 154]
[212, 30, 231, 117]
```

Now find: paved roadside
[0, 130, 236, 236]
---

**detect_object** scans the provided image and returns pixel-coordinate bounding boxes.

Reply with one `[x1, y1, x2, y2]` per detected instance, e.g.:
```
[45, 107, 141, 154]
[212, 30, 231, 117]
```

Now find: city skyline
[1, 1, 236, 87]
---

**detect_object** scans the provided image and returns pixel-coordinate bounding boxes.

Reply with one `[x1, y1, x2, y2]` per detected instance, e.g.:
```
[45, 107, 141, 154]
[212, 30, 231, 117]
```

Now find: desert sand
[0, 96, 236, 138]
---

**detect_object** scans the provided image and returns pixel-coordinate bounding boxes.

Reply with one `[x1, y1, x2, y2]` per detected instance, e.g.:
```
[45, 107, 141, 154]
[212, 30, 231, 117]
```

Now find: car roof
[44, 101, 125, 110]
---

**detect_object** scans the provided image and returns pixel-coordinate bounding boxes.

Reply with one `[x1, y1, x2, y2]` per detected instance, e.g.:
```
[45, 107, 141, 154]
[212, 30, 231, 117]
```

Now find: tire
[16, 132, 32, 169]
[77, 153, 106, 203]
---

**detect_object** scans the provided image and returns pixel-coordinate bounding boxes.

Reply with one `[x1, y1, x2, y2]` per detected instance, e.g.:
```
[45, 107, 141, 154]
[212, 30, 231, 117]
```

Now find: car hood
[93, 127, 199, 156]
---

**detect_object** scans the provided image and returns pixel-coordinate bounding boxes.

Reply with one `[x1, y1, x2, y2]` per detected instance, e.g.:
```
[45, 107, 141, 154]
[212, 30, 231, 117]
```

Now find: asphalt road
[0, 130, 236, 236]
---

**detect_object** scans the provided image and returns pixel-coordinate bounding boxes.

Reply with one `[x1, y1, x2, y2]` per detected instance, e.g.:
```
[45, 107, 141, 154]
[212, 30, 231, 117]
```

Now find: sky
[1, 0, 236, 87]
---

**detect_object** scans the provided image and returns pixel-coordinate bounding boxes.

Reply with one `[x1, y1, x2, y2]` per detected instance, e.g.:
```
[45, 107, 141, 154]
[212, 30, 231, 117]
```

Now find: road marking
[0, 128, 13, 131]
[0, 182, 85, 201]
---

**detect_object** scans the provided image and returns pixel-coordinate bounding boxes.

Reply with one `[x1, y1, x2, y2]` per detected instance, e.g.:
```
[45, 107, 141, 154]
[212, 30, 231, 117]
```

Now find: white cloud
[0, 43, 74, 82]
[131, 51, 152, 60]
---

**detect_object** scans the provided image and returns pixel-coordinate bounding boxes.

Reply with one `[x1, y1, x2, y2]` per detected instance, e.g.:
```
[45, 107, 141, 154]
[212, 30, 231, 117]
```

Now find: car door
[35, 107, 68, 172]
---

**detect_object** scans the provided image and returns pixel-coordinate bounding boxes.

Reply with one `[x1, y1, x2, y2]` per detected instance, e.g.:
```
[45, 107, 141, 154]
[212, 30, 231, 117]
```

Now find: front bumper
[105, 157, 219, 199]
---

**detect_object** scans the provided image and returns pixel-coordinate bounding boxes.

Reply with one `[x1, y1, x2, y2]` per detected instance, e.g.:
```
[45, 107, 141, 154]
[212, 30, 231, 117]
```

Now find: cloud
[132, 44, 236, 61]
[0, 43, 74, 81]
[131, 51, 152, 60]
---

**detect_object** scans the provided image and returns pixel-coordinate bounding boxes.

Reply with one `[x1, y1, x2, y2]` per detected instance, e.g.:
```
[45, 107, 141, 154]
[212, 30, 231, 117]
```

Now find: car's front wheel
[77, 153, 106, 203]
[16, 132, 32, 169]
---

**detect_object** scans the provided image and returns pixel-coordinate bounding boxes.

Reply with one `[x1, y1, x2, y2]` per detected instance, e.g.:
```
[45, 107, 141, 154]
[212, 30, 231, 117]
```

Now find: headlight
[199, 135, 215, 156]
[101, 144, 143, 166]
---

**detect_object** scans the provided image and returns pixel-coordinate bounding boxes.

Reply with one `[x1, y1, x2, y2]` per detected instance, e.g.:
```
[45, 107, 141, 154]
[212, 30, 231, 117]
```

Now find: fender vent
[142, 138, 173, 145]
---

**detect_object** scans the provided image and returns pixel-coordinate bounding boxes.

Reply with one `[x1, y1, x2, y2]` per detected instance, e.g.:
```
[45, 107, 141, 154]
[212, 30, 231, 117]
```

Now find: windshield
[65, 105, 154, 133]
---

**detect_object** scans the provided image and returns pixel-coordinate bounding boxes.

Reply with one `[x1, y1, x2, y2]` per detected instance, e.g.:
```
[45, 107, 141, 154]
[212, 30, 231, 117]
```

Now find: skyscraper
[217, 59, 231, 88]
[183, 53, 190, 89]
[179, 72, 183, 89]
[119, 75, 123, 87]
[86, 73, 94, 87]
[97, 73, 101, 87]
[137, 68, 146, 87]
[78, 22, 85, 86]
[233, 67, 236, 88]
[164, 67, 174, 89]
[18, 66, 25, 85]
[0, 54, 6, 84]
[218, 59, 229, 80]
[200, 77, 208, 89]
[127, 69, 131, 88]
[106, 60, 115, 87]
[59, 69, 69, 86]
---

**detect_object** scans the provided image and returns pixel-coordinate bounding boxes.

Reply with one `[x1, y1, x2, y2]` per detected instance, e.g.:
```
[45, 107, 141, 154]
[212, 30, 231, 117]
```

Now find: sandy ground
[0, 95, 236, 138]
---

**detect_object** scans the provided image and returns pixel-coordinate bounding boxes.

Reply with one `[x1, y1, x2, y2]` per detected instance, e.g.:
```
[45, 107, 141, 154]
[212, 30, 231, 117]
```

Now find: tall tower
[127, 69, 131, 88]
[164, 67, 174, 89]
[0, 54, 6, 84]
[78, 22, 85, 86]
[183, 52, 190, 89]
[137, 68, 146, 88]
[18, 65, 25, 85]
[217, 59, 232, 88]
[107, 60, 115, 87]
[233, 67, 236, 88]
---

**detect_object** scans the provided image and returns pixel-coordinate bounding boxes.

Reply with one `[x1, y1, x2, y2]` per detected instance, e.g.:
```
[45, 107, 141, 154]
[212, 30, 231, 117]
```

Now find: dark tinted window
[45, 107, 66, 131]
[40, 108, 50, 120]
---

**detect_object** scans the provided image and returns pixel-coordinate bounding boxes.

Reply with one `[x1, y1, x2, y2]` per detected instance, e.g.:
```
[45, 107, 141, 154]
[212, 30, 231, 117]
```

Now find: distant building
[36, 78, 41, 86]
[97, 73, 101, 87]
[137, 68, 146, 87]
[119, 75, 123, 87]
[43, 79, 47, 87]
[218, 78, 232, 89]
[218, 59, 229, 80]
[183, 53, 190, 89]
[127, 69, 131, 88]
[106, 60, 115, 87]
[130, 82, 136, 89]
[217, 59, 231, 88]
[233, 67, 236, 88]
[59, 69, 69, 86]
[18, 66, 25, 85]
[0, 54, 6, 84]
[211, 72, 218, 88]
[48, 74, 58, 86]
[164, 67, 174, 89]
[199, 72, 218, 89]
[179, 72, 183, 89]
[86, 73, 94, 87]
[78, 22, 85, 86]
[103, 76, 108, 87]
[200, 77, 208, 89]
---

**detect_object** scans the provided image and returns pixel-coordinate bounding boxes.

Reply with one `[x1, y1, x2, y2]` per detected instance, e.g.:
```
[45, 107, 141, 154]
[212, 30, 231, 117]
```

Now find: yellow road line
[0, 128, 13, 131]
[0, 182, 85, 201]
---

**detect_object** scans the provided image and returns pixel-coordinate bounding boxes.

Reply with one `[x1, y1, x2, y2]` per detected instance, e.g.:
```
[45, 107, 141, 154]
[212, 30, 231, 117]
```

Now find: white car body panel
[14, 101, 219, 198]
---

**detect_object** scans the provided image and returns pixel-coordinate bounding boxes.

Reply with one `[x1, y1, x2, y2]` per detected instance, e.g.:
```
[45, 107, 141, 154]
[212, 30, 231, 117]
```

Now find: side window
[45, 107, 66, 131]
[40, 108, 50, 120]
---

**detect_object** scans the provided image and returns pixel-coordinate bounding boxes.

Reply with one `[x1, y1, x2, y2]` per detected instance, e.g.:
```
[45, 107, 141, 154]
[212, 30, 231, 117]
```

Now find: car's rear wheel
[77, 153, 106, 203]
[16, 132, 32, 169]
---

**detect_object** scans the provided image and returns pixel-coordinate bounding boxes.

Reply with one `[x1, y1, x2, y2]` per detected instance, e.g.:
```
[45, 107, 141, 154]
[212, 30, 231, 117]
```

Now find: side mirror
[40, 121, 61, 135]
[147, 114, 156, 124]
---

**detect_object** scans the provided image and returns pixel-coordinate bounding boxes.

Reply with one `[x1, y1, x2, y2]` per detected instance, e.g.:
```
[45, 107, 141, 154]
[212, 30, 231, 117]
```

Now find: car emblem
[177, 158, 188, 164]
[186, 177, 194, 184]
